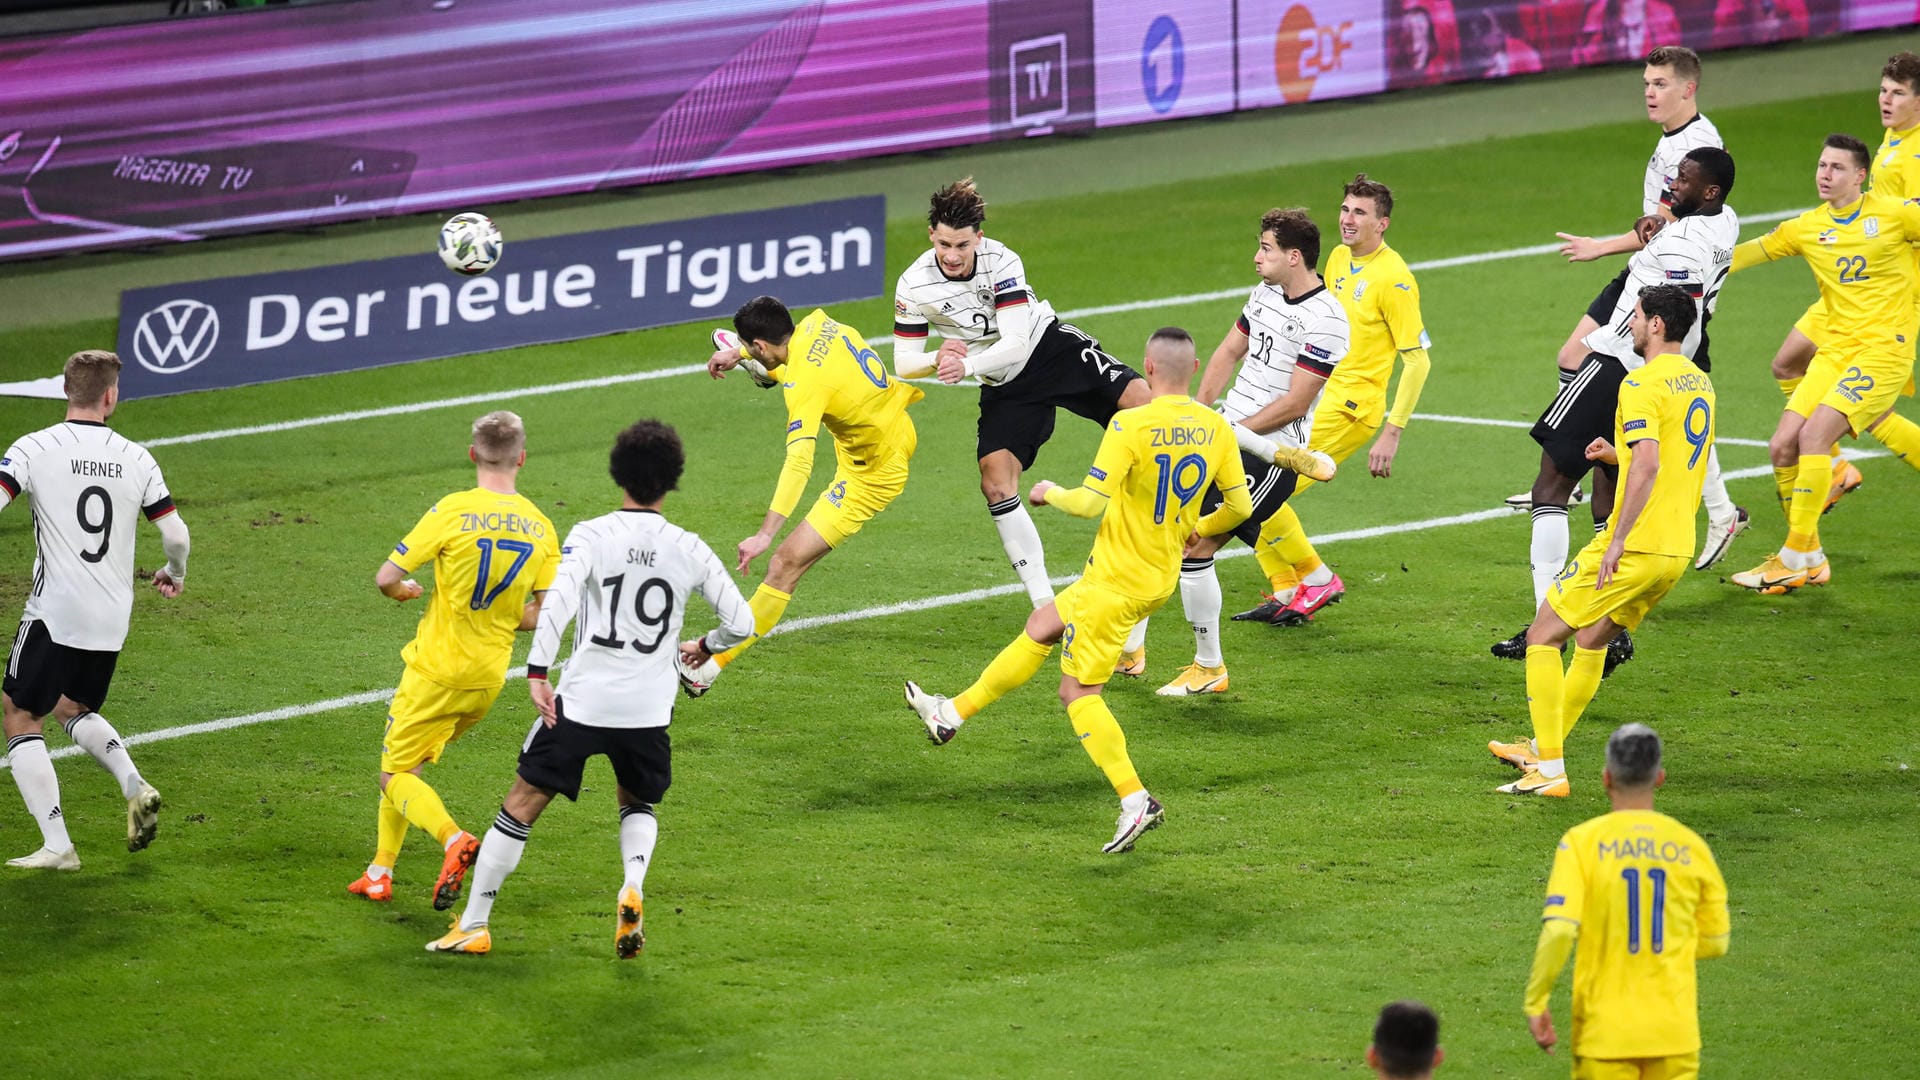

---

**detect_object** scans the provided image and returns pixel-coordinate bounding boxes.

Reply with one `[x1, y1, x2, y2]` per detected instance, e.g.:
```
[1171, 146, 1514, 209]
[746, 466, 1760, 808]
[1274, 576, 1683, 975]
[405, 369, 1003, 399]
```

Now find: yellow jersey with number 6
[389, 488, 559, 690]
[1543, 809, 1730, 1059]
[1078, 395, 1247, 602]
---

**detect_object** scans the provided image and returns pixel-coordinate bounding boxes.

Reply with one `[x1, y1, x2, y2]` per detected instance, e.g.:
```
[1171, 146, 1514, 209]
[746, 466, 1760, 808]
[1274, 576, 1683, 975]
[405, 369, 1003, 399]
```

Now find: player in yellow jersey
[1489, 287, 1712, 797]
[1522, 723, 1731, 1079]
[1764, 54, 1920, 512]
[903, 328, 1251, 852]
[678, 296, 923, 691]
[1237, 174, 1433, 626]
[352, 411, 559, 909]
[1726, 134, 1920, 594]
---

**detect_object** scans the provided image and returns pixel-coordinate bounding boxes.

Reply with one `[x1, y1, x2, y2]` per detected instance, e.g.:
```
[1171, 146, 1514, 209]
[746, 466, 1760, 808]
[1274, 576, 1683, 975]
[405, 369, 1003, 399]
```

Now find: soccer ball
[438, 212, 502, 276]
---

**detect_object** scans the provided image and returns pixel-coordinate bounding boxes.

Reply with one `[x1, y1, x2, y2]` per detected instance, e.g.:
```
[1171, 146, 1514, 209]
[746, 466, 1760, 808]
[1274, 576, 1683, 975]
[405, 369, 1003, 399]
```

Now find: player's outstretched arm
[1195, 324, 1251, 406]
[153, 511, 190, 598]
[953, 299, 1040, 382]
[1030, 479, 1107, 519]
[1556, 229, 1645, 262]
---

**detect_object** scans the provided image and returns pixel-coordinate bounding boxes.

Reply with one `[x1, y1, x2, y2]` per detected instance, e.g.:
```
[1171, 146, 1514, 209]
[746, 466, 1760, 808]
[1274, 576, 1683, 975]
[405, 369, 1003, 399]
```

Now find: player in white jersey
[1160, 209, 1346, 696]
[892, 179, 1153, 654]
[430, 420, 753, 957]
[0, 351, 185, 870]
[1493, 148, 1737, 670]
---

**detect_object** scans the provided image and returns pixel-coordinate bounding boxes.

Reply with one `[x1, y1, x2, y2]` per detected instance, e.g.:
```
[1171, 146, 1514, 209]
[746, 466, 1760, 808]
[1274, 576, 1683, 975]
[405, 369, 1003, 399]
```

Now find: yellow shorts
[1791, 298, 1828, 348]
[1294, 395, 1381, 496]
[804, 421, 915, 548]
[380, 666, 503, 773]
[1786, 344, 1915, 435]
[1546, 535, 1686, 633]
[1572, 1051, 1698, 1080]
[1055, 578, 1165, 686]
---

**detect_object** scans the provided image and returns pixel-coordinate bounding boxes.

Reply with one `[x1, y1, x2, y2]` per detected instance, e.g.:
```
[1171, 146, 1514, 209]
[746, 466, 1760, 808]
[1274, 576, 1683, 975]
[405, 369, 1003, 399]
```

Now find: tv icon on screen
[1009, 33, 1069, 129]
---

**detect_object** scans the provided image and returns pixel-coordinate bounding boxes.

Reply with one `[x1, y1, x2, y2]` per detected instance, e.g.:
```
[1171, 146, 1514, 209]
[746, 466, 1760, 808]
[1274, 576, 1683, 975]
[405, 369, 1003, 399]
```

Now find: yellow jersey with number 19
[1611, 353, 1714, 558]
[1543, 808, 1730, 1059]
[1734, 193, 1920, 355]
[389, 488, 559, 690]
[1078, 396, 1248, 602]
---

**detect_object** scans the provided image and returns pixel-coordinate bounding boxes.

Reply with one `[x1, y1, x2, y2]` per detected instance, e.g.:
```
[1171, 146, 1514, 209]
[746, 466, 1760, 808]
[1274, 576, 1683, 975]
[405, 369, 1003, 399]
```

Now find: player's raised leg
[429, 781, 552, 955]
[55, 700, 160, 852]
[905, 602, 1061, 744]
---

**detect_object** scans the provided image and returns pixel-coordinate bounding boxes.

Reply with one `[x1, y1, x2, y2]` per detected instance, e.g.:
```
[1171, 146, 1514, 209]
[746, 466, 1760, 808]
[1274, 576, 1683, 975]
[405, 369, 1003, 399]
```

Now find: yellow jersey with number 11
[389, 487, 559, 690]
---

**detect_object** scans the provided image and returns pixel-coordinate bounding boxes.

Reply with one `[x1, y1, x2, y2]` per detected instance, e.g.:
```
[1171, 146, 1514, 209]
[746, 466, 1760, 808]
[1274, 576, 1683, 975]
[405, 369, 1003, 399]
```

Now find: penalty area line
[4, 503, 1521, 770]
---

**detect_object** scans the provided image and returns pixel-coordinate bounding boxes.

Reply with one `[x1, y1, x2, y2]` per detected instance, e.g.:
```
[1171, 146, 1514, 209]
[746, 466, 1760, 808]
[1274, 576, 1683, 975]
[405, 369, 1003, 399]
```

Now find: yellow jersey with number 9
[1611, 353, 1714, 558]
[389, 487, 559, 690]
[1737, 193, 1920, 354]
[1078, 395, 1247, 602]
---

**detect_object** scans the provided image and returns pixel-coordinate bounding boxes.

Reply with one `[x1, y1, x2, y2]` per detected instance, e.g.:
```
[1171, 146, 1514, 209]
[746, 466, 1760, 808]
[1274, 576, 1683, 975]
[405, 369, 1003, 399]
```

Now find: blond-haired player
[1522, 723, 1731, 1080]
[1726, 135, 1920, 594]
[352, 411, 558, 909]
[1489, 286, 1712, 797]
[904, 328, 1250, 851]
[1761, 53, 1920, 512]
[1239, 174, 1431, 625]
[678, 295, 923, 689]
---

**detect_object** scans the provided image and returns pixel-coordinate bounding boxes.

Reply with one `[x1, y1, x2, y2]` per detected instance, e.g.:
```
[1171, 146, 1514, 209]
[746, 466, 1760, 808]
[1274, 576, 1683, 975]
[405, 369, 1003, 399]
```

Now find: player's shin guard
[1786, 453, 1831, 561]
[1869, 411, 1920, 467]
[715, 583, 792, 669]
[385, 771, 461, 847]
[460, 808, 530, 931]
[375, 790, 407, 870]
[1700, 446, 1734, 522]
[6, 734, 71, 853]
[955, 633, 1052, 719]
[989, 497, 1054, 608]
[1772, 465, 1797, 519]
[1559, 646, 1607, 750]
[1528, 504, 1570, 610]
[1066, 695, 1142, 800]
[61, 713, 143, 800]
[1179, 557, 1224, 667]
[1525, 646, 1566, 772]
[618, 804, 657, 894]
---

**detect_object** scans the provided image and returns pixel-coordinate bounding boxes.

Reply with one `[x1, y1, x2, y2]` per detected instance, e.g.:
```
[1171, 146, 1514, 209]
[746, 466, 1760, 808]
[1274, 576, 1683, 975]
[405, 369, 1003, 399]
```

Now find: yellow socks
[1772, 465, 1797, 519]
[1261, 502, 1323, 581]
[374, 790, 408, 869]
[715, 583, 793, 669]
[1786, 453, 1830, 559]
[1870, 411, 1920, 466]
[384, 771, 461, 848]
[1066, 695, 1142, 799]
[1777, 376, 1802, 399]
[1560, 646, 1607, 750]
[955, 633, 1052, 719]
[1525, 646, 1565, 763]
[1255, 542, 1299, 595]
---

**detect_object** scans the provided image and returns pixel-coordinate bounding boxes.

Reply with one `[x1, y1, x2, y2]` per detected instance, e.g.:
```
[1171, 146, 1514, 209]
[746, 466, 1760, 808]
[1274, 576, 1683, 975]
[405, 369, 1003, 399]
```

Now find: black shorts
[2, 619, 118, 718]
[1584, 267, 1631, 326]
[1199, 450, 1298, 548]
[1531, 353, 1628, 480]
[516, 700, 671, 804]
[977, 319, 1143, 469]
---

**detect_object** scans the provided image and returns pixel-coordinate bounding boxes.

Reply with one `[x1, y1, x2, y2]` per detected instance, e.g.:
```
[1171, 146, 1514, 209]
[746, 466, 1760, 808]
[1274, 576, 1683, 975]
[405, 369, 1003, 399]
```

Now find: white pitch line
[0, 503, 1523, 769]
[139, 211, 1800, 450]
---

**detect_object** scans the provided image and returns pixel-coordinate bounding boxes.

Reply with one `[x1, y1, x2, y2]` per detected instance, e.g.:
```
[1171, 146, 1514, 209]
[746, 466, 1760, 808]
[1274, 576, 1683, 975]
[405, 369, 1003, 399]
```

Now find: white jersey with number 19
[528, 509, 754, 730]
[0, 420, 175, 651]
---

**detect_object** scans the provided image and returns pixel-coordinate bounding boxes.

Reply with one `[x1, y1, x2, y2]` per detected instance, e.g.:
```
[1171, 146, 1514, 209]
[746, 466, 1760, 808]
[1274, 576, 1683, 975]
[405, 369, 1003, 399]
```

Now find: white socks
[1122, 618, 1148, 654]
[619, 804, 658, 894]
[1179, 557, 1223, 667]
[6, 734, 71, 853]
[1530, 504, 1570, 609]
[989, 497, 1054, 608]
[460, 809, 530, 931]
[1700, 445, 1734, 522]
[1536, 757, 1566, 779]
[64, 712, 143, 800]
[1301, 563, 1334, 588]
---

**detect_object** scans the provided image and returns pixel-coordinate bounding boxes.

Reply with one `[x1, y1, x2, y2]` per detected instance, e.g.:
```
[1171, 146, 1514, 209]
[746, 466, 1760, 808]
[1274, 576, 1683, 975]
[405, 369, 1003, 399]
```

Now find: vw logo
[1140, 15, 1184, 114]
[132, 299, 220, 375]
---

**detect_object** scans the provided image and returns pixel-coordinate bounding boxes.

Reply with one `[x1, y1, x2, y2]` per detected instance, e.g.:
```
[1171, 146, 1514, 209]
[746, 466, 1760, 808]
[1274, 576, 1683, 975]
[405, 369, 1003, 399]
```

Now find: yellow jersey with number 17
[1734, 193, 1920, 354]
[1611, 353, 1714, 558]
[389, 488, 559, 690]
[1078, 395, 1248, 602]
[1543, 808, 1730, 1059]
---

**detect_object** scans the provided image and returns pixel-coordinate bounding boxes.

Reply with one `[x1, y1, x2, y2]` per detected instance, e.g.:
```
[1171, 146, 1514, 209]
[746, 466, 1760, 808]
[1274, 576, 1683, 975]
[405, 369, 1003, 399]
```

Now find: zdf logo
[1273, 4, 1354, 104]
[132, 299, 220, 374]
